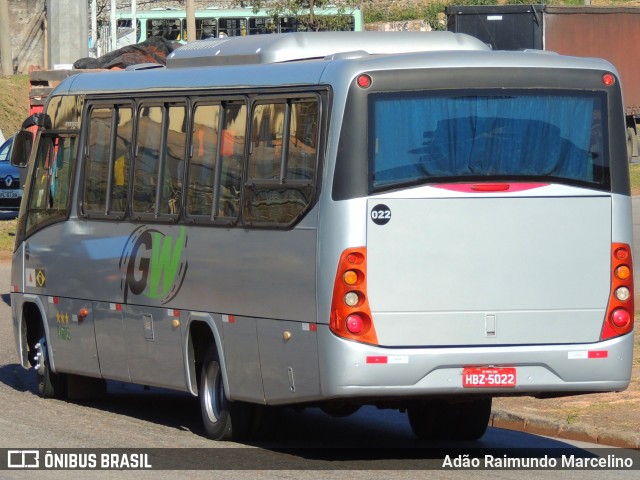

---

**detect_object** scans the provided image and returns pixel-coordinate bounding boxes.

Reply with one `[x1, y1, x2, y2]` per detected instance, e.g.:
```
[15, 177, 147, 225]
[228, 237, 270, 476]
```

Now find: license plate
[462, 367, 517, 388]
[0, 190, 21, 199]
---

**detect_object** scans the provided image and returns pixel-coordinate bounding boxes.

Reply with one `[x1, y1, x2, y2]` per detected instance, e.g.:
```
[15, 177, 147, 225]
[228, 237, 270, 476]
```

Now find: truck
[446, 5, 640, 157]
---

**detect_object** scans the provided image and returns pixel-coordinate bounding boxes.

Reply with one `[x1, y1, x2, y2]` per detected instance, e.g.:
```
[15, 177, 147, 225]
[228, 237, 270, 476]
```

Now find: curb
[490, 409, 640, 449]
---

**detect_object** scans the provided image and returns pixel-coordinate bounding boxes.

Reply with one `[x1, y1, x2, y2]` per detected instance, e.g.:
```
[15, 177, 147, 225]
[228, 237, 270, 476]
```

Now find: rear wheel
[199, 345, 257, 441]
[407, 398, 491, 441]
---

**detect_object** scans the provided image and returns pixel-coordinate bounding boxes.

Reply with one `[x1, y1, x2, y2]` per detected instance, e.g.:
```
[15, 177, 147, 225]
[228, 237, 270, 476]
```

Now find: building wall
[11, 0, 46, 74]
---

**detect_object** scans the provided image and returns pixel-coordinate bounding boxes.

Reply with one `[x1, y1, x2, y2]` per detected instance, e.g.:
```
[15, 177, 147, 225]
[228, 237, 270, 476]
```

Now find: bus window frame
[243, 92, 323, 228]
[75, 87, 328, 230]
[131, 98, 190, 223]
[366, 88, 611, 194]
[185, 96, 248, 227]
[21, 129, 80, 240]
[79, 100, 135, 221]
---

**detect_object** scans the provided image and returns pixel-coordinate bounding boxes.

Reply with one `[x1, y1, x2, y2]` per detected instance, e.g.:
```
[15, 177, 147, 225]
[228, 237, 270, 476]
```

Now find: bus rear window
[369, 90, 609, 191]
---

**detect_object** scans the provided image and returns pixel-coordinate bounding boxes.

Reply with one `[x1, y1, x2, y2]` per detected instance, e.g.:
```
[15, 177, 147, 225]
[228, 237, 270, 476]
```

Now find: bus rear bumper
[317, 326, 634, 399]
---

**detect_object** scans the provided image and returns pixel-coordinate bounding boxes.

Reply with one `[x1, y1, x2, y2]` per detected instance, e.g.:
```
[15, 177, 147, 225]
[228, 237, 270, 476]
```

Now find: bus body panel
[122, 303, 188, 391]
[93, 301, 130, 382]
[17, 215, 318, 388]
[316, 326, 633, 397]
[257, 317, 321, 404]
[366, 194, 611, 346]
[221, 315, 264, 403]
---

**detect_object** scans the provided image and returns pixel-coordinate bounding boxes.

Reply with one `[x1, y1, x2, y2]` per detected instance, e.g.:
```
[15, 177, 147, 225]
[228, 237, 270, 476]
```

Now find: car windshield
[0, 136, 13, 162]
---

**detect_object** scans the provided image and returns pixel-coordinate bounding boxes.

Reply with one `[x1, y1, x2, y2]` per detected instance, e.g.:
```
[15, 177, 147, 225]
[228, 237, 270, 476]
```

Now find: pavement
[490, 397, 640, 449]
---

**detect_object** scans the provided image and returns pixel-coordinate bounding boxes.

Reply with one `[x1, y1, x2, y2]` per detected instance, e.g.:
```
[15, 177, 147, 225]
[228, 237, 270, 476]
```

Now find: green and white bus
[115, 6, 364, 42]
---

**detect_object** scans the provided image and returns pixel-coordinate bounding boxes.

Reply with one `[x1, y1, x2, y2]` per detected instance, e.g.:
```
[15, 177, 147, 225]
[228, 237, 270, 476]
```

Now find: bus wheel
[407, 398, 491, 441]
[199, 345, 255, 441]
[454, 397, 492, 440]
[320, 402, 361, 418]
[34, 337, 67, 399]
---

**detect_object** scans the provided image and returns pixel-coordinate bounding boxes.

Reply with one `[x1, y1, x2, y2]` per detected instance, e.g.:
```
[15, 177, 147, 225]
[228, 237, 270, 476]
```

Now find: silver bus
[10, 31, 635, 442]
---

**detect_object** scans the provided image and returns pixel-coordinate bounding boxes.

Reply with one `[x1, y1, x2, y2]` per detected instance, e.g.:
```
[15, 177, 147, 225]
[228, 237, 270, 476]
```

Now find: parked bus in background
[115, 6, 364, 42]
[9, 31, 634, 442]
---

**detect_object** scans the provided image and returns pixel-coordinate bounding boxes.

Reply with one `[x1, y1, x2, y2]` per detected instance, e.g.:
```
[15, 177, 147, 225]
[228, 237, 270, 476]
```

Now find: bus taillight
[601, 243, 634, 340]
[330, 247, 378, 345]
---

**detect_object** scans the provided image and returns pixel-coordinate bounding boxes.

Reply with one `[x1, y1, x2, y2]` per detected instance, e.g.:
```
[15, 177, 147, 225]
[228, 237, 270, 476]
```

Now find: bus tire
[199, 345, 255, 441]
[35, 337, 67, 399]
[454, 397, 492, 440]
[407, 400, 453, 440]
[407, 398, 491, 441]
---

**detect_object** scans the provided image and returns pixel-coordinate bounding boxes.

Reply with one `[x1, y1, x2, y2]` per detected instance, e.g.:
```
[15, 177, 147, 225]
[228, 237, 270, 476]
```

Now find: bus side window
[245, 98, 318, 225]
[187, 104, 219, 217]
[111, 106, 133, 214]
[25, 134, 77, 237]
[82, 104, 132, 217]
[83, 107, 112, 212]
[288, 101, 318, 181]
[187, 102, 245, 221]
[218, 103, 246, 218]
[162, 104, 187, 216]
[133, 106, 163, 215]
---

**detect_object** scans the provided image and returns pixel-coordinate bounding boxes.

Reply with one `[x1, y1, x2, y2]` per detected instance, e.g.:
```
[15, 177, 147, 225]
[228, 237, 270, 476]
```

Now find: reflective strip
[366, 356, 388, 364]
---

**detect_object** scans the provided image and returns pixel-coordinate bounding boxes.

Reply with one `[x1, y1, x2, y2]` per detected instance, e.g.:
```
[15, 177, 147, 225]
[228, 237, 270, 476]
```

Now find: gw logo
[7, 450, 39, 468]
[120, 226, 188, 304]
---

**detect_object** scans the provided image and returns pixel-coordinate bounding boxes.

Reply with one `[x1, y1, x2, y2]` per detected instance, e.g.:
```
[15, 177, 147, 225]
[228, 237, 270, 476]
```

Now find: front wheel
[407, 398, 491, 441]
[34, 337, 67, 399]
[199, 345, 257, 441]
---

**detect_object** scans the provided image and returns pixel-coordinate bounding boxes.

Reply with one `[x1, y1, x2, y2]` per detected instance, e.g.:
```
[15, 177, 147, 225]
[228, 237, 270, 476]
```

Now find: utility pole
[0, 0, 12, 75]
[47, 0, 89, 67]
[111, 0, 117, 51]
[186, 0, 196, 43]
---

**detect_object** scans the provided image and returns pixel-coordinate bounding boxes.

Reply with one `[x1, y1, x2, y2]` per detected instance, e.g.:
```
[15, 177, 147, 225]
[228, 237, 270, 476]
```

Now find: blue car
[0, 136, 22, 210]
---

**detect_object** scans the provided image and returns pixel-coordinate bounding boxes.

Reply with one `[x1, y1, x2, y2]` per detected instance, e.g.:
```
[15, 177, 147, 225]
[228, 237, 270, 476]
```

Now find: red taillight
[346, 314, 364, 334]
[330, 247, 378, 345]
[601, 243, 634, 340]
[611, 309, 631, 329]
[470, 183, 511, 192]
[356, 74, 371, 89]
[602, 73, 615, 86]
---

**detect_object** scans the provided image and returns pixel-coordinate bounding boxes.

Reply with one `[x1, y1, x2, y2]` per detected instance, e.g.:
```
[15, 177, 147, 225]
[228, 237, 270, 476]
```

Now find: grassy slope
[0, 75, 29, 139]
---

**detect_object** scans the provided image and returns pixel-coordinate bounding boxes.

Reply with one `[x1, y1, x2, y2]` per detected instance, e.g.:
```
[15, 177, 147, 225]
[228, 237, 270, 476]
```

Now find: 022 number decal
[371, 204, 391, 225]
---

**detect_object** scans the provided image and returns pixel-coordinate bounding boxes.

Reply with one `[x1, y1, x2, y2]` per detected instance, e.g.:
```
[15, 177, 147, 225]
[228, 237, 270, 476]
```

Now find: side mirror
[10, 130, 33, 168]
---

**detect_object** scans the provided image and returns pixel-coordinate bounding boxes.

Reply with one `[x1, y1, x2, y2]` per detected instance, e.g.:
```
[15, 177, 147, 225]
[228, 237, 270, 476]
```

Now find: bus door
[22, 132, 101, 377]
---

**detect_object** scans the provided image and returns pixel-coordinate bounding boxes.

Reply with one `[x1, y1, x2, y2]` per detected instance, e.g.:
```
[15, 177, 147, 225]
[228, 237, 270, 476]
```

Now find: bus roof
[49, 33, 618, 97]
[165, 31, 491, 68]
